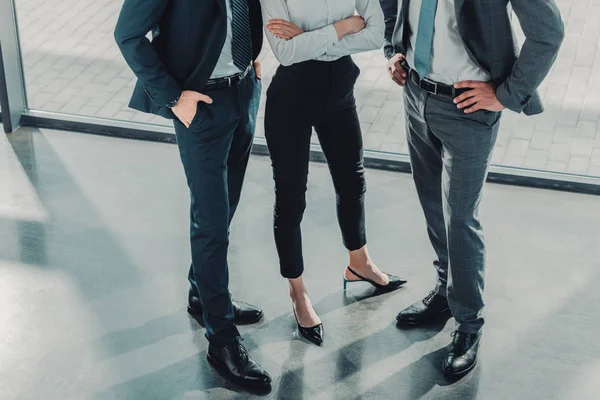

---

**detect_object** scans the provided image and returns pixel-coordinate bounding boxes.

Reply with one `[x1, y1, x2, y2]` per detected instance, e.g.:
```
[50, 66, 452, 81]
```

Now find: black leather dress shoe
[207, 340, 272, 389]
[396, 291, 450, 325]
[188, 295, 264, 325]
[442, 331, 481, 376]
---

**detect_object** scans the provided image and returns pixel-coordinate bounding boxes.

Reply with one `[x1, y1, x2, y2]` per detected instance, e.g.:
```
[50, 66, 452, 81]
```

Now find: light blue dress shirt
[261, 0, 385, 67]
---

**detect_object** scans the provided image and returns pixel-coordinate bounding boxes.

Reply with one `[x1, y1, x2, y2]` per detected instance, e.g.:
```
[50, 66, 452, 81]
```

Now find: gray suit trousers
[404, 78, 500, 334]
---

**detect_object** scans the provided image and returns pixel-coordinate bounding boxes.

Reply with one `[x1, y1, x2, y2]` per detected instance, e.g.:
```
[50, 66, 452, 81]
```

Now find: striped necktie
[231, 0, 253, 71]
[413, 0, 439, 78]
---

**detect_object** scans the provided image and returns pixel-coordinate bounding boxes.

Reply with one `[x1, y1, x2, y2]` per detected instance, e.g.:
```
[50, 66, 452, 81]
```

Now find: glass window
[15, 0, 168, 126]
[12, 0, 599, 178]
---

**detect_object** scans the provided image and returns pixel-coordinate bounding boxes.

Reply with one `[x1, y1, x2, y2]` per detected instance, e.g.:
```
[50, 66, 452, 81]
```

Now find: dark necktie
[231, 0, 253, 71]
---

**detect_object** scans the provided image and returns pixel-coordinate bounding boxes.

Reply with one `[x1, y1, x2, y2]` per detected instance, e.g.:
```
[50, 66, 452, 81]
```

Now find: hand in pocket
[172, 90, 213, 128]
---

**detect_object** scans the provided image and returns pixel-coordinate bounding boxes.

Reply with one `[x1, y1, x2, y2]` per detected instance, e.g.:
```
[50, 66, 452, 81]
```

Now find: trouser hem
[281, 268, 304, 279]
[207, 327, 241, 347]
[434, 282, 447, 297]
[455, 323, 483, 335]
[344, 237, 367, 252]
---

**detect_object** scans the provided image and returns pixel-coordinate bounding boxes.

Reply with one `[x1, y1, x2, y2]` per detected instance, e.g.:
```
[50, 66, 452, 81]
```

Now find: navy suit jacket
[114, 0, 263, 120]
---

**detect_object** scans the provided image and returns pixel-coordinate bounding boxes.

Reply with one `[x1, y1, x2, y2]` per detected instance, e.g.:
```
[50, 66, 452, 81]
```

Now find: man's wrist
[384, 45, 397, 60]
[166, 93, 182, 108]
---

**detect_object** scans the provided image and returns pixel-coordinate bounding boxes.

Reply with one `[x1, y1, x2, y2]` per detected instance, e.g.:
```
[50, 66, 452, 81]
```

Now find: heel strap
[346, 266, 369, 282]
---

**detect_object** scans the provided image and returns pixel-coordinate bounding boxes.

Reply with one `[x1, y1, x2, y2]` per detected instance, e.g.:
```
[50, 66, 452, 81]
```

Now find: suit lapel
[400, 0, 411, 49]
[402, 0, 410, 22]
[453, 0, 489, 73]
[455, 0, 466, 15]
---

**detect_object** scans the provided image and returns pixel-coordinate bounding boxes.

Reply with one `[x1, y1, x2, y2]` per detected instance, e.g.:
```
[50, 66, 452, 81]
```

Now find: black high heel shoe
[293, 307, 324, 346]
[343, 266, 407, 292]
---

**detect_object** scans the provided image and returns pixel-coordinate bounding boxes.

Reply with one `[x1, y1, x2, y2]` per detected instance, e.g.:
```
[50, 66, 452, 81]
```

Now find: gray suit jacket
[380, 0, 565, 115]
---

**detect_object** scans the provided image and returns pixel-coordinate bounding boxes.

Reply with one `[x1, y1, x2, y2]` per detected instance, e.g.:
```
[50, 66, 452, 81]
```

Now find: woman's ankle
[290, 290, 310, 305]
[288, 277, 309, 301]
[348, 245, 373, 270]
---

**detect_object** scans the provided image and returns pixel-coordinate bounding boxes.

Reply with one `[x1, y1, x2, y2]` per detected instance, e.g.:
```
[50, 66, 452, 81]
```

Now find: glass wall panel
[13, 0, 600, 178]
[15, 0, 168, 126]
[491, 17, 600, 178]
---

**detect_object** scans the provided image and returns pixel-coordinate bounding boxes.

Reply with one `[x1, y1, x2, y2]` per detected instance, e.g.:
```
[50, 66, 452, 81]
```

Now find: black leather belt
[204, 63, 252, 92]
[402, 63, 468, 98]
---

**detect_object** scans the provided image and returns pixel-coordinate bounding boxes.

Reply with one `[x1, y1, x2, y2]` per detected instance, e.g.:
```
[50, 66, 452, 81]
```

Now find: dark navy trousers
[173, 69, 261, 346]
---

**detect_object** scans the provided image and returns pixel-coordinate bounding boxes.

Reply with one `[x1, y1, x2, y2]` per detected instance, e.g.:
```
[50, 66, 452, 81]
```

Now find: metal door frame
[0, 0, 27, 133]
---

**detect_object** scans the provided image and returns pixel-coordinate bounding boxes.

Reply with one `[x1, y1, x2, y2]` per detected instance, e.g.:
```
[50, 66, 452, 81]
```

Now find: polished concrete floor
[1, 128, 599, 400]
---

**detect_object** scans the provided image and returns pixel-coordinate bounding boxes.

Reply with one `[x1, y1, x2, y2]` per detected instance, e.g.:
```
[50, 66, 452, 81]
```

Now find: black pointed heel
[293, 309, 324, 346]
[343, 266, 407, 292]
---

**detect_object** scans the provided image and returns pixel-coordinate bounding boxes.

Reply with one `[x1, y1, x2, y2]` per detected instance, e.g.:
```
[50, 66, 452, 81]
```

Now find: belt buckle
[421, 78, 438, 95]
[227, 76, 232, 87]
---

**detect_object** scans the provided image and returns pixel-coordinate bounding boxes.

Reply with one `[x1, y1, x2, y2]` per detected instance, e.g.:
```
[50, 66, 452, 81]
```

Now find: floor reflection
[1, 128, 599, 399]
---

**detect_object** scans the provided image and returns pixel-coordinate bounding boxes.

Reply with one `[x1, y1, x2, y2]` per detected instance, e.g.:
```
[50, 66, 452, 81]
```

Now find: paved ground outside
[14, 0, 600, 177]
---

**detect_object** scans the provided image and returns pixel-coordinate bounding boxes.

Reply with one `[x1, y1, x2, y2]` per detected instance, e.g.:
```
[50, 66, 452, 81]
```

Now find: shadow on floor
[3, 128, 600, 399]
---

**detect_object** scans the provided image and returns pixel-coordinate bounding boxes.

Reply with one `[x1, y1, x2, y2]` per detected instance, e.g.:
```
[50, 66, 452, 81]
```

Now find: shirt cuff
[322, 24, 340, 53]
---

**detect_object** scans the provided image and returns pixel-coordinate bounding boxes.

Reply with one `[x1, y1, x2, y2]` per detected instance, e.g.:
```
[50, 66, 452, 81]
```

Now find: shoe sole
[396, 307, 451, 325]
[188, 307, 264, 325]
[207, 353, 272, 389]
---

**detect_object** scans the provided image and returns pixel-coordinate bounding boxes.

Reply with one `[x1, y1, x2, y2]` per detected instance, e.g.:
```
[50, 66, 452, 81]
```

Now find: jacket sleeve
[379, 0, 399, 59]
[114, 0, 182, 106]
[496, 0, 565, 113]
